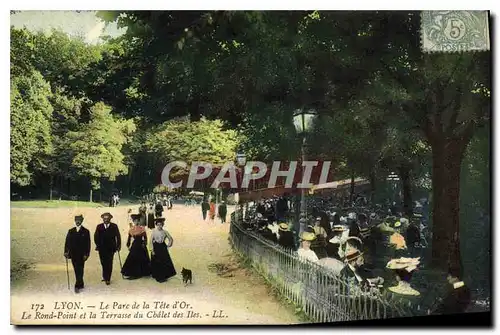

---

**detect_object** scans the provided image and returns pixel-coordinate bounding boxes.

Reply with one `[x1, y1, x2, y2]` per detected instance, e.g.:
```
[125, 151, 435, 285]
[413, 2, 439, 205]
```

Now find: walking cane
[117, 250, 124, 279]
[65, 257, 70, 290]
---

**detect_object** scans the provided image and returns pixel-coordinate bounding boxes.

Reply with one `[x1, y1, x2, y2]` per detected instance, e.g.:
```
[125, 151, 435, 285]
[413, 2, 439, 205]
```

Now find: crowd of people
[238, 193, 470, 314]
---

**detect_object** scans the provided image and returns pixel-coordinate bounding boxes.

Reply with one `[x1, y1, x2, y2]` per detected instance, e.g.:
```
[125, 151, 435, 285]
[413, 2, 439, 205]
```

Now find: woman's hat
[154, 217, 166, 223]
[394, 221, 402, 228]
[332, 225, 346, 232]
[300, 232, 316, 241]
[101, 212, 113, 219]
[74, 214, 84, 220]
[315, 216, 322, 222]
[386, 257, 420, 272]
[278, 223, 289, 231]
[130, 214, 141, 221]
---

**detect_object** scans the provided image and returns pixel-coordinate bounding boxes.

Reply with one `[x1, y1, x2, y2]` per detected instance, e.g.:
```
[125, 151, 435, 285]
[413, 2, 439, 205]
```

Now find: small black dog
[181, 267, 193, 285]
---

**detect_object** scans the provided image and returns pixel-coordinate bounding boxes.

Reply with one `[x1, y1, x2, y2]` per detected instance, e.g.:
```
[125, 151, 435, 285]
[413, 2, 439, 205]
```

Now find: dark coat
[155, 203, 164, 214]
[406, 223, 421, 245]
[94, 222, 121, 253]
[218, 204, 227, 216]
[433, 283, 471, 315]
[256, 204, 266, 215]
[276, 198, 289, 214]
[201, 201, 210, 212]
[340, 265, 369, 288]
[64, 226, 91, 259]
[318, 211, 332, 236]
[259, 228, 278, 244]
[278, 230, 296, 251]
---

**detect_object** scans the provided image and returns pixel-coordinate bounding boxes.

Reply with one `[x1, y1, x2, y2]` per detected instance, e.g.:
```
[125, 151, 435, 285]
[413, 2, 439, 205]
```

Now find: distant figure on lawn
[201, 198, 210, 221]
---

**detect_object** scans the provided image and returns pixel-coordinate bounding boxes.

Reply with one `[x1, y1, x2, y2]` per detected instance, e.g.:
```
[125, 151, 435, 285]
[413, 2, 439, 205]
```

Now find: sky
[10, 10, 126, 44]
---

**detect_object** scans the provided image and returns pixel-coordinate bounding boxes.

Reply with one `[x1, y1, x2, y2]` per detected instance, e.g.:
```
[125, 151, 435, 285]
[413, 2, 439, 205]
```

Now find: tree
[47, 88, 86, 198]
[359, 12, 490, 273]
[144, 117, 239, 187]
[10, 70, 53, 186]
[67, 102, 136, 201]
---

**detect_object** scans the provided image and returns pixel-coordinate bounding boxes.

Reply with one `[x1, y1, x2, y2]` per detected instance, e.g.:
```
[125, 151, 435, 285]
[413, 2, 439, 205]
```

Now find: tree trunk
[189, 97, 201, 122]
[349, 172, 355, 203]
[59, 176, 64, 200]
[89, 188, 93, 203]
[430, 137, 467, 276]
[399, 166, 413, 217]
[49, 175, 53, 201]
[369, 170, 376, 204]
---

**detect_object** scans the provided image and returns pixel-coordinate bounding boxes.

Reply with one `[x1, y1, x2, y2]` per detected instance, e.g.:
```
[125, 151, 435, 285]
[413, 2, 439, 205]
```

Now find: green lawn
[10, 200, 105, 208]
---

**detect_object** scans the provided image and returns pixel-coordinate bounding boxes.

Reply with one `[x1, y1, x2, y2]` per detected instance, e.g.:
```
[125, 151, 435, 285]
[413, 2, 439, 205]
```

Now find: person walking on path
[64, 214, 91, 293]
[201, 198, 210, 221]
[150, 218, 177, 283]
[94, 212, 121, 285]
[209, 200, 216, 223]
[218, 201, 227, 224]
[138, 201, 147, 227]
[155, 199, 164, 218]
[147, 203, 155, 229]
[121, 214, 151, 279]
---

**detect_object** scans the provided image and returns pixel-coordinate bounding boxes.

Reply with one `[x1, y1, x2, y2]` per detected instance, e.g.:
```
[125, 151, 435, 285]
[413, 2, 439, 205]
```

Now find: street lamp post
[293, 109, 317, 235]
[236, 152, 247, 220]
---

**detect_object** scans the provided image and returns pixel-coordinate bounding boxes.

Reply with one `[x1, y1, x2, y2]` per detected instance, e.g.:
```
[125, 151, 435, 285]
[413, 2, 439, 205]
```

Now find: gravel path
[11, 204, 300, 325]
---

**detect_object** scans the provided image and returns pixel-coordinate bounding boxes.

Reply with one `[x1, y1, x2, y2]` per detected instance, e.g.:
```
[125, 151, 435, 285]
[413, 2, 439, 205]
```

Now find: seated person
[297, 232, 319, 263]
[433, 267, 471, 315]
[339, 237, 384, 290]
[326, 225, 348, 259]
[310, 217, 328, 259]
[258, 221, 278, 244]
[278, 223, 296, 251]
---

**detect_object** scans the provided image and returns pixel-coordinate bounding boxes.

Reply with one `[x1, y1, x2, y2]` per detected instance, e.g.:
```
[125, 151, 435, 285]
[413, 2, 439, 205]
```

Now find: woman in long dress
[147, 203, 156, 229]
[150, 218, 177, 283]
[208, 201, 216, 223]
[138, 202, 147, 227]
[121, 215, 151, 279]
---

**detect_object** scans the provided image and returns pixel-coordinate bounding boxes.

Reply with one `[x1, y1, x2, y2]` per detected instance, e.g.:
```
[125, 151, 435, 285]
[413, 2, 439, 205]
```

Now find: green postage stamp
[421, 11, 490, 52]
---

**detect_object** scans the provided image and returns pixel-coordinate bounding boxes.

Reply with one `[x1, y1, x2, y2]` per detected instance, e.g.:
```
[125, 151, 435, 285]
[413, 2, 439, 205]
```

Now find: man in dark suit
[218, 201, 227, 223]
[201, 198, 210, 220]
[94, 212, 121, 285]
[64, 214, 91, 293]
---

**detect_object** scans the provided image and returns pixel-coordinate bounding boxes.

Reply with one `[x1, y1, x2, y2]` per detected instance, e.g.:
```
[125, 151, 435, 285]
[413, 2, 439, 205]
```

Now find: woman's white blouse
[297, 248, 319, 263]
[151, 228, 167, 244]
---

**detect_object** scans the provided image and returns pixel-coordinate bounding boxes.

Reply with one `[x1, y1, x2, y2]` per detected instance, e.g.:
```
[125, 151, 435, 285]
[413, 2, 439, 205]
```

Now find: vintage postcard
[10, 10, 491, 325]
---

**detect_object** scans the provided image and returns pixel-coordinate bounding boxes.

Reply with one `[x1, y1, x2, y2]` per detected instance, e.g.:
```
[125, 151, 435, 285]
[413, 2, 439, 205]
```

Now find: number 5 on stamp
[421, 11, 490, 53]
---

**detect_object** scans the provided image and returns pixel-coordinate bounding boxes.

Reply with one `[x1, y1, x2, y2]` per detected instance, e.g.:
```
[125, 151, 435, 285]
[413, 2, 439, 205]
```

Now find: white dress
[297, 248, 319, 263]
